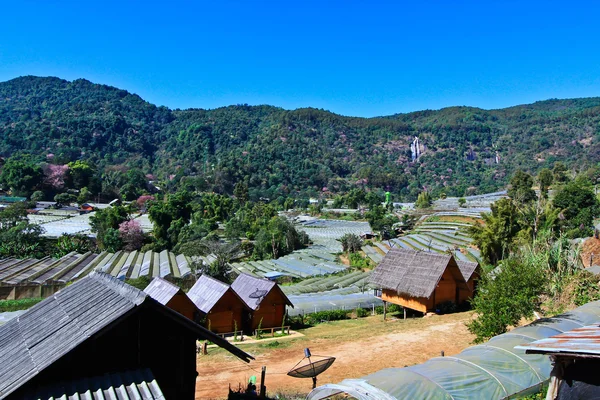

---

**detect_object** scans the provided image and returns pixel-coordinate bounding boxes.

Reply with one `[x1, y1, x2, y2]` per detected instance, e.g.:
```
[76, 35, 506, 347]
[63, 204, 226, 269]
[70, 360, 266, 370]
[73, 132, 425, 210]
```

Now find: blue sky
[1, 1, 599, 117]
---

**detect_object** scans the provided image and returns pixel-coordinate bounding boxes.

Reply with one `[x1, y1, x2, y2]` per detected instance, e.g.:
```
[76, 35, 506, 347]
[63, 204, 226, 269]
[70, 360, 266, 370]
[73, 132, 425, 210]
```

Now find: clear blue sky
[1, 1, 599, 117]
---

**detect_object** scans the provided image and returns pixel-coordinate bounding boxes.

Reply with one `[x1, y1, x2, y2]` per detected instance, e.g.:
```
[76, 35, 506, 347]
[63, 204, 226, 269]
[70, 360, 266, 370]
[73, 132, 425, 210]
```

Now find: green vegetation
[0, 298, 43, 312]
[467, 171, 600, 342]
[4, 76, 600, 202]
[415, 191, 432, 209]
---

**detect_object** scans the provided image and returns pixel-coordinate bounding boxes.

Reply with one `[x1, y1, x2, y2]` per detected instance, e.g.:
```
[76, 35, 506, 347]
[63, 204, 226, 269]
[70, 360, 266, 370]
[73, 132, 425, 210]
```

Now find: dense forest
[2, 76, 600, 200]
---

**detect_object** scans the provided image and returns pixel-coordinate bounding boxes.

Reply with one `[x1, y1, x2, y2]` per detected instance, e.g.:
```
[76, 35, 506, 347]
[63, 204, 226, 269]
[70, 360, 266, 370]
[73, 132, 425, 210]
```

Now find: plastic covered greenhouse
[307, 301, 600, 400]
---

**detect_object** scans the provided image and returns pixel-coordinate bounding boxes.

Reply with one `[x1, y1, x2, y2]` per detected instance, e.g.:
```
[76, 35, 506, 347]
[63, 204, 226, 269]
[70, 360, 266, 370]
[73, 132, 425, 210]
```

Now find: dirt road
[196, 312, 475, 399]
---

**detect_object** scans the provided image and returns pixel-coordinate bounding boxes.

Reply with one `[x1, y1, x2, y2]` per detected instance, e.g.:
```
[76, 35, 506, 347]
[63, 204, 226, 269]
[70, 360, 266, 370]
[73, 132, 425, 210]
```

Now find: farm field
[361, 212, 482, 264]
[195, 311, 475, 399]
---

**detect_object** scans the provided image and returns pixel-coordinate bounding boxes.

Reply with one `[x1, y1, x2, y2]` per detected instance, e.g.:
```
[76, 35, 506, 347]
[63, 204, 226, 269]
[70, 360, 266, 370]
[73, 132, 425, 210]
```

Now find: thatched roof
[368, 248, 468, 298]
[456, 260, 479, 281]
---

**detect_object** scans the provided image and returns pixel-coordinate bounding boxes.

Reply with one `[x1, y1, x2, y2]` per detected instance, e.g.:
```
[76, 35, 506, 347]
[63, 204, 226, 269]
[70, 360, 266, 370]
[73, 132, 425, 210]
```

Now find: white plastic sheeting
[308, 301, 600, 400]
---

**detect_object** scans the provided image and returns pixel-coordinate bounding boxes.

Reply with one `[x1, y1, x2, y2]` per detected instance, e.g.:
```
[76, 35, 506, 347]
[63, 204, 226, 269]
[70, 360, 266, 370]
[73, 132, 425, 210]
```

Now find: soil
[195, 311, 475, 399]
[581, 237, 600, 267]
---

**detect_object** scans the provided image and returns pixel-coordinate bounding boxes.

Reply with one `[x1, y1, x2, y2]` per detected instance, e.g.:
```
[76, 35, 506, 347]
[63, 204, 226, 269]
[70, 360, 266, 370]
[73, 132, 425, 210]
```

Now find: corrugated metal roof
[0, 272, 146, 398]
[144, 277, 182, 305]
[231, 273, 293, 310]
[368, 248, 467, 298]
[516, 323, 600, 356]
[0, 251, 193, 289]
[187, 275, 231, 313]
[25, 368, 165, 400]
[0, 272, 253, 398]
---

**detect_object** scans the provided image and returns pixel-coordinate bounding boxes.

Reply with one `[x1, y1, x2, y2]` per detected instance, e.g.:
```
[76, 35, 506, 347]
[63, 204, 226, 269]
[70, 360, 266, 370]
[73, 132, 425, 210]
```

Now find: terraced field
[361, 213, 481, 264]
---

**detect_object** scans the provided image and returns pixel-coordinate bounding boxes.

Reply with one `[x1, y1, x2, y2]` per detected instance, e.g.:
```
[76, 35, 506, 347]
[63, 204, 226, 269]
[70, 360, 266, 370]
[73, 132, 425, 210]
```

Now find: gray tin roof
[0, 272, 253, 398]
[25, 368, 165, 400]
[231, 273, 293, 310]
[144, 277, 182, 305]
[187, 274, 233, 313]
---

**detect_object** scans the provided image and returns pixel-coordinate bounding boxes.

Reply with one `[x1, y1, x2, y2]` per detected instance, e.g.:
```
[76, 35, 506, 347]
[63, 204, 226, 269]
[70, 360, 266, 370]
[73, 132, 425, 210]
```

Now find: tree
[253, 216, 309, 259]
[148, 191, 193, 249]
[415, 191, 432, 209]
[31, 191, 45, 202]
[77, 187, 92, 204]
[458, 197, 466, 207]
[507, 170, 537, 204]
[537, 168, 553, 199]
[54, 193, 77, 207]
[469, 198, 522, 265]
[68, 160, 96, 190]
[233, 182, 249, 205]
[0, 203, 46, 258]
[552, 179, 600, 237]
[0, 155, 43, 196]
[119, 220, 144, 251]
[42, 164, 69, 191]
[54, 234, 95, 257]
[553, 161, 569, 183]
[467, 258, 546, 343]
[90, 205, 129, 250]
[339, 233, 363, 253]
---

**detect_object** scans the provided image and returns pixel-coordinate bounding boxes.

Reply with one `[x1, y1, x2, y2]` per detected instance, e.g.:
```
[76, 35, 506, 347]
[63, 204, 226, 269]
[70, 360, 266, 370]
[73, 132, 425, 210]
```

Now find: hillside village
[1, 148, 600, 400]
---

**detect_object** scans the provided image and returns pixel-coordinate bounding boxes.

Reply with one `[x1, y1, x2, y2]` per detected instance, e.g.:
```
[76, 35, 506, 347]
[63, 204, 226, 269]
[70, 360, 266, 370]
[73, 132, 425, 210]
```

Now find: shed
[144, 277, 199, 321]
[517, 323, 600, 399]
[0, 272, 253, 400]
[368, 248, 477, 313]
[231, 273, 294, 331]
[187, 275, 249, 334]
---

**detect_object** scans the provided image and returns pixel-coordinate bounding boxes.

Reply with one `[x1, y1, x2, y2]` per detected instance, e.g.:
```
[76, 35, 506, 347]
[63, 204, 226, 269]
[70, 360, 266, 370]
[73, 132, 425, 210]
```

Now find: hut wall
[206, 290, 245, 333]
[251, 289, 287, 331]
[433, 269, 459, 306]
[166, 293, 197, 320]
[381, 289, 429, 313]
[7, 305, 198, 400]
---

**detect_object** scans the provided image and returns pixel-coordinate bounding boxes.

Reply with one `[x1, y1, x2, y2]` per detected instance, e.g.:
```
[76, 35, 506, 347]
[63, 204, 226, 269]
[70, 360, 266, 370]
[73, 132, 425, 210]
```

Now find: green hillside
[1, 76, 600, 200]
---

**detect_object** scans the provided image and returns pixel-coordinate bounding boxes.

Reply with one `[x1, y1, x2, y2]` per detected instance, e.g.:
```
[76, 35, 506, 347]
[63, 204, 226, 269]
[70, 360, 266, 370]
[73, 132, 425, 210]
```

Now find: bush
[467, 258, 546, 343]
[374, 303, 402, 315]
[0, 298, 43, 312]
[349, 252, 373, 269]
[126, 275, 151, 290]
[305, 309, 349, 325]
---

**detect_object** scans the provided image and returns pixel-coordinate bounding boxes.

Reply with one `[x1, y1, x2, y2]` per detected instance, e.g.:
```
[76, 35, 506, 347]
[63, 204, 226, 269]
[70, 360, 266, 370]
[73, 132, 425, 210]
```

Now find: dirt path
[196, 312, 475, 399]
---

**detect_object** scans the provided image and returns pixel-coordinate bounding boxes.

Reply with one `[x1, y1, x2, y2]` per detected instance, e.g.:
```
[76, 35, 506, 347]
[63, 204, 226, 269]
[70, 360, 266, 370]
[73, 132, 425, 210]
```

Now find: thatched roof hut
[369, 248, 479, 313]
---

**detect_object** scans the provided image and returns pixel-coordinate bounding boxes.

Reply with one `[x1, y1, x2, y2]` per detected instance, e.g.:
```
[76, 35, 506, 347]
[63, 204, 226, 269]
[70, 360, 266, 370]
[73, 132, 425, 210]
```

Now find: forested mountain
[1, 75, 600, 200]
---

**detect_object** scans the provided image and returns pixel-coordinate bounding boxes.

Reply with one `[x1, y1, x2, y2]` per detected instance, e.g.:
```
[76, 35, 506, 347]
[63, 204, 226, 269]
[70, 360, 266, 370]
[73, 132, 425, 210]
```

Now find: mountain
[1, 76, 600, 200]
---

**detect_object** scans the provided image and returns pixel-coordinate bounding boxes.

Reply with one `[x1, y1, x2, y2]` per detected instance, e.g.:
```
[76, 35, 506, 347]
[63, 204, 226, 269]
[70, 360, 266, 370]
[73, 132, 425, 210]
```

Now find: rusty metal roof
[516, 324, 600, 356]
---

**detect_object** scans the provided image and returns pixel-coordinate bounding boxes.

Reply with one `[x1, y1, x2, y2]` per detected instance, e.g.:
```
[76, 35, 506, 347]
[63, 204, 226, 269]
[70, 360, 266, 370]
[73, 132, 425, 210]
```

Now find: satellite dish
[287, 348, 336, 389]
[249, 288, 269, 307]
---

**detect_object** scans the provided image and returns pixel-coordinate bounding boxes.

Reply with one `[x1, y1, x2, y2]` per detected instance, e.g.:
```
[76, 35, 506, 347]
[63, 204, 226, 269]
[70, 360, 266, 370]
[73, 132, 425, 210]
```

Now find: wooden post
[259, 366, 267, 399]
[403, 307, 407, 320]
[383, 301, 387, 321]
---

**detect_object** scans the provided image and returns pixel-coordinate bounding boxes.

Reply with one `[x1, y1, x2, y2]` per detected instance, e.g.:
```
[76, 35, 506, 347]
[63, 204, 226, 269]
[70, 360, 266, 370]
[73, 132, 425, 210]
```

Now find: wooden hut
[0, 272, 252, 400]
[369, 248, 479, 313]
[144, 276, 199, 321]
[231, 273, 294, 331]
[187, 274, 249, 334]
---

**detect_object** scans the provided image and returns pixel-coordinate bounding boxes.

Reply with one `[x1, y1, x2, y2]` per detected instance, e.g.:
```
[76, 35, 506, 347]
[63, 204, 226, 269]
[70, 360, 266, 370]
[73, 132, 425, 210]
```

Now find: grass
[0, 298, 44, 312]
[201, 311, 473, 359]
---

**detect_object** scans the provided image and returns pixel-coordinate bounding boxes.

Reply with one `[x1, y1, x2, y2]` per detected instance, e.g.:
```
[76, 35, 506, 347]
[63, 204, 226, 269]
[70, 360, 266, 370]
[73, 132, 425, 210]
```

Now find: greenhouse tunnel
[307, 301, 600, 400]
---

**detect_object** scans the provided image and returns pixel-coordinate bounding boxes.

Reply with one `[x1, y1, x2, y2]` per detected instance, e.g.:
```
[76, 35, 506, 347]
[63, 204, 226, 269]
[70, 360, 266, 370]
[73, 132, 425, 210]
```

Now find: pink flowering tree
[118, 220, 144, 251]
[136, 195, 155, 211]
[43, 164, 69, 190]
